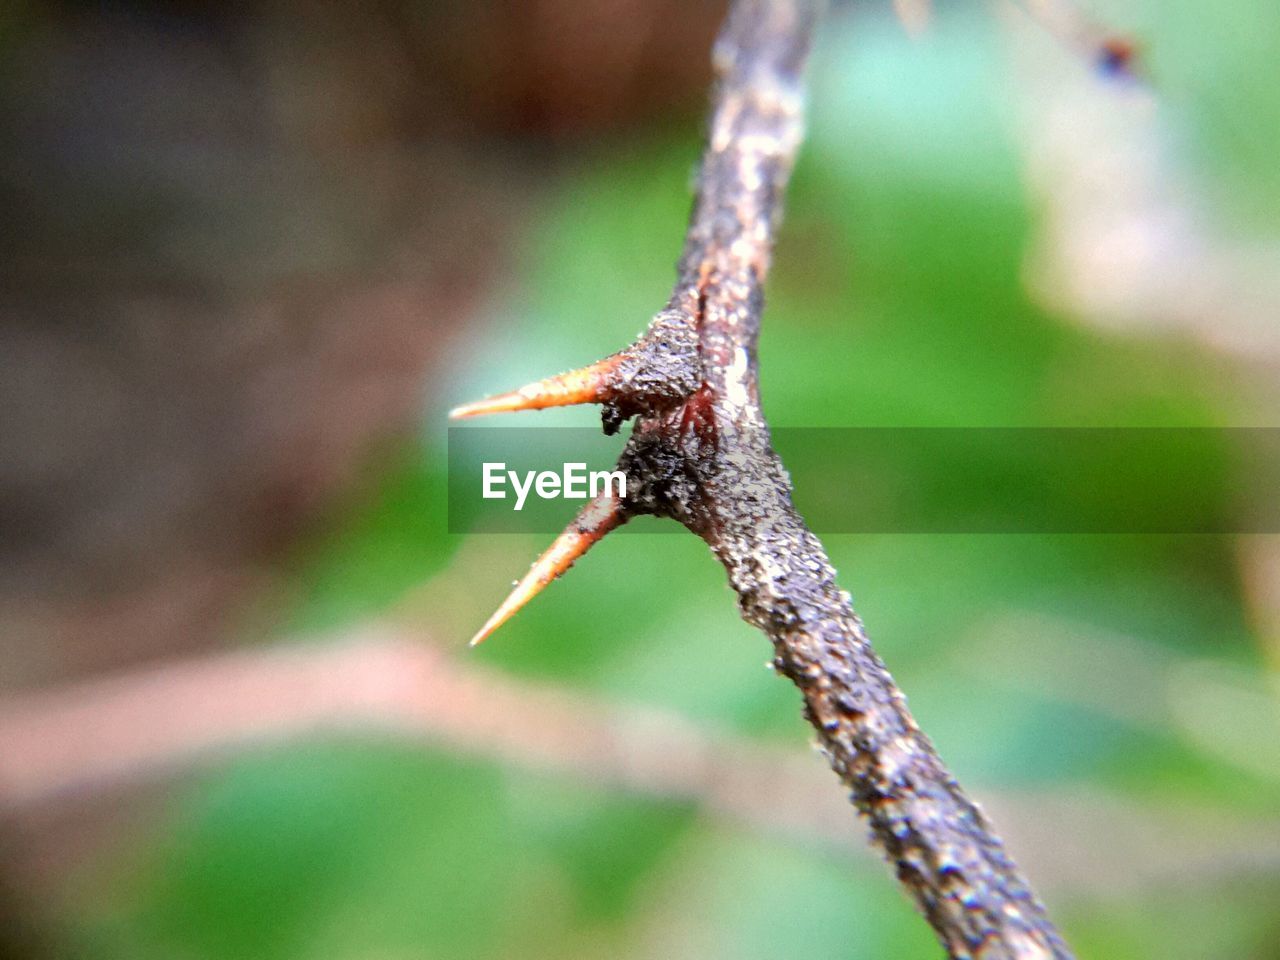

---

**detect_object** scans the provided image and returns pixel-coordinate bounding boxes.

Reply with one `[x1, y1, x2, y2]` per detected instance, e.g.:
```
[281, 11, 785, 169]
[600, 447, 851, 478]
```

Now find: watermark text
[482, 462, 626, 511]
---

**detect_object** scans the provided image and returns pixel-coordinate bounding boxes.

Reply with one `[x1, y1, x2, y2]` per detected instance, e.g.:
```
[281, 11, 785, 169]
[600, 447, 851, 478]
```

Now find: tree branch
[453, 1, 1073, 956]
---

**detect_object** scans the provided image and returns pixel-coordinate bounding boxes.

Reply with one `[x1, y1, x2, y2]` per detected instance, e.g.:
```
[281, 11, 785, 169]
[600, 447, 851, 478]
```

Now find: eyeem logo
[482, 462, 626, 511]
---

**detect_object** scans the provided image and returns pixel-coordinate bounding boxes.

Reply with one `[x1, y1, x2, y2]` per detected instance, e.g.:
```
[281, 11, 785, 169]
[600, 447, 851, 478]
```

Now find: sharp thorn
[468, 494, 626, 646]
[449, 354, 623, 420]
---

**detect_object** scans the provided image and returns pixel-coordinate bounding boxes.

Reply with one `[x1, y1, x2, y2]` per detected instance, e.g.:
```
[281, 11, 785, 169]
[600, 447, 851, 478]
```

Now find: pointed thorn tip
[464, 494, 627, 647]
[448, 355, 623, 420]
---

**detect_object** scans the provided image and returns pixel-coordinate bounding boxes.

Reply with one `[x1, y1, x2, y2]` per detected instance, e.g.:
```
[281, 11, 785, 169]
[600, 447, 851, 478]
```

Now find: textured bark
[461, 1, 1074, 956]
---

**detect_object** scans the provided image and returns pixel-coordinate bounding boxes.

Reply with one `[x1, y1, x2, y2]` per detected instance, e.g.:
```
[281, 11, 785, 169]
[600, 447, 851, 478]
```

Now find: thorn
[468, 493, 626, 646]
[449, 354, 623, 419]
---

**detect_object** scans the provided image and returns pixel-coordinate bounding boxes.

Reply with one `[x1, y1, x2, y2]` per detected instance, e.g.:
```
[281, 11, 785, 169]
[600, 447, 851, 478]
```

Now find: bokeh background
[3, 1, 1280, 958]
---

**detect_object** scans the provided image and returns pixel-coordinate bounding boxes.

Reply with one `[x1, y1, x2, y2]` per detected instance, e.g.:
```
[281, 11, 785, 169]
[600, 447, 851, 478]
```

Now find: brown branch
[452, 1, 1072, 956]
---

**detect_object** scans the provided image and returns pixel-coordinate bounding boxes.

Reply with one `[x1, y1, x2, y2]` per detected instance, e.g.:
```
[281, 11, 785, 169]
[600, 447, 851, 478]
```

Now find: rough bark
[457, 1, 1074, 956]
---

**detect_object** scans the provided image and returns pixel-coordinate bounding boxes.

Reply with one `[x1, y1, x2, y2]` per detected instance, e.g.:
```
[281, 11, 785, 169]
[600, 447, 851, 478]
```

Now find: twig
[452, 1, 1072, 956]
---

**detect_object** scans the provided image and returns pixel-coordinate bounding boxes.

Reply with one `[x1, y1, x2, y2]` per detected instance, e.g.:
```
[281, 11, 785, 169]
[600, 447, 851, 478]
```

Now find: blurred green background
[4, 1, 1280, 958]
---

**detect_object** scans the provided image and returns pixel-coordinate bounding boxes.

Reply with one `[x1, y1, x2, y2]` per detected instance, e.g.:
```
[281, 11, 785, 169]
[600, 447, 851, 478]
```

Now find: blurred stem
[3, 631, 1276, 900]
